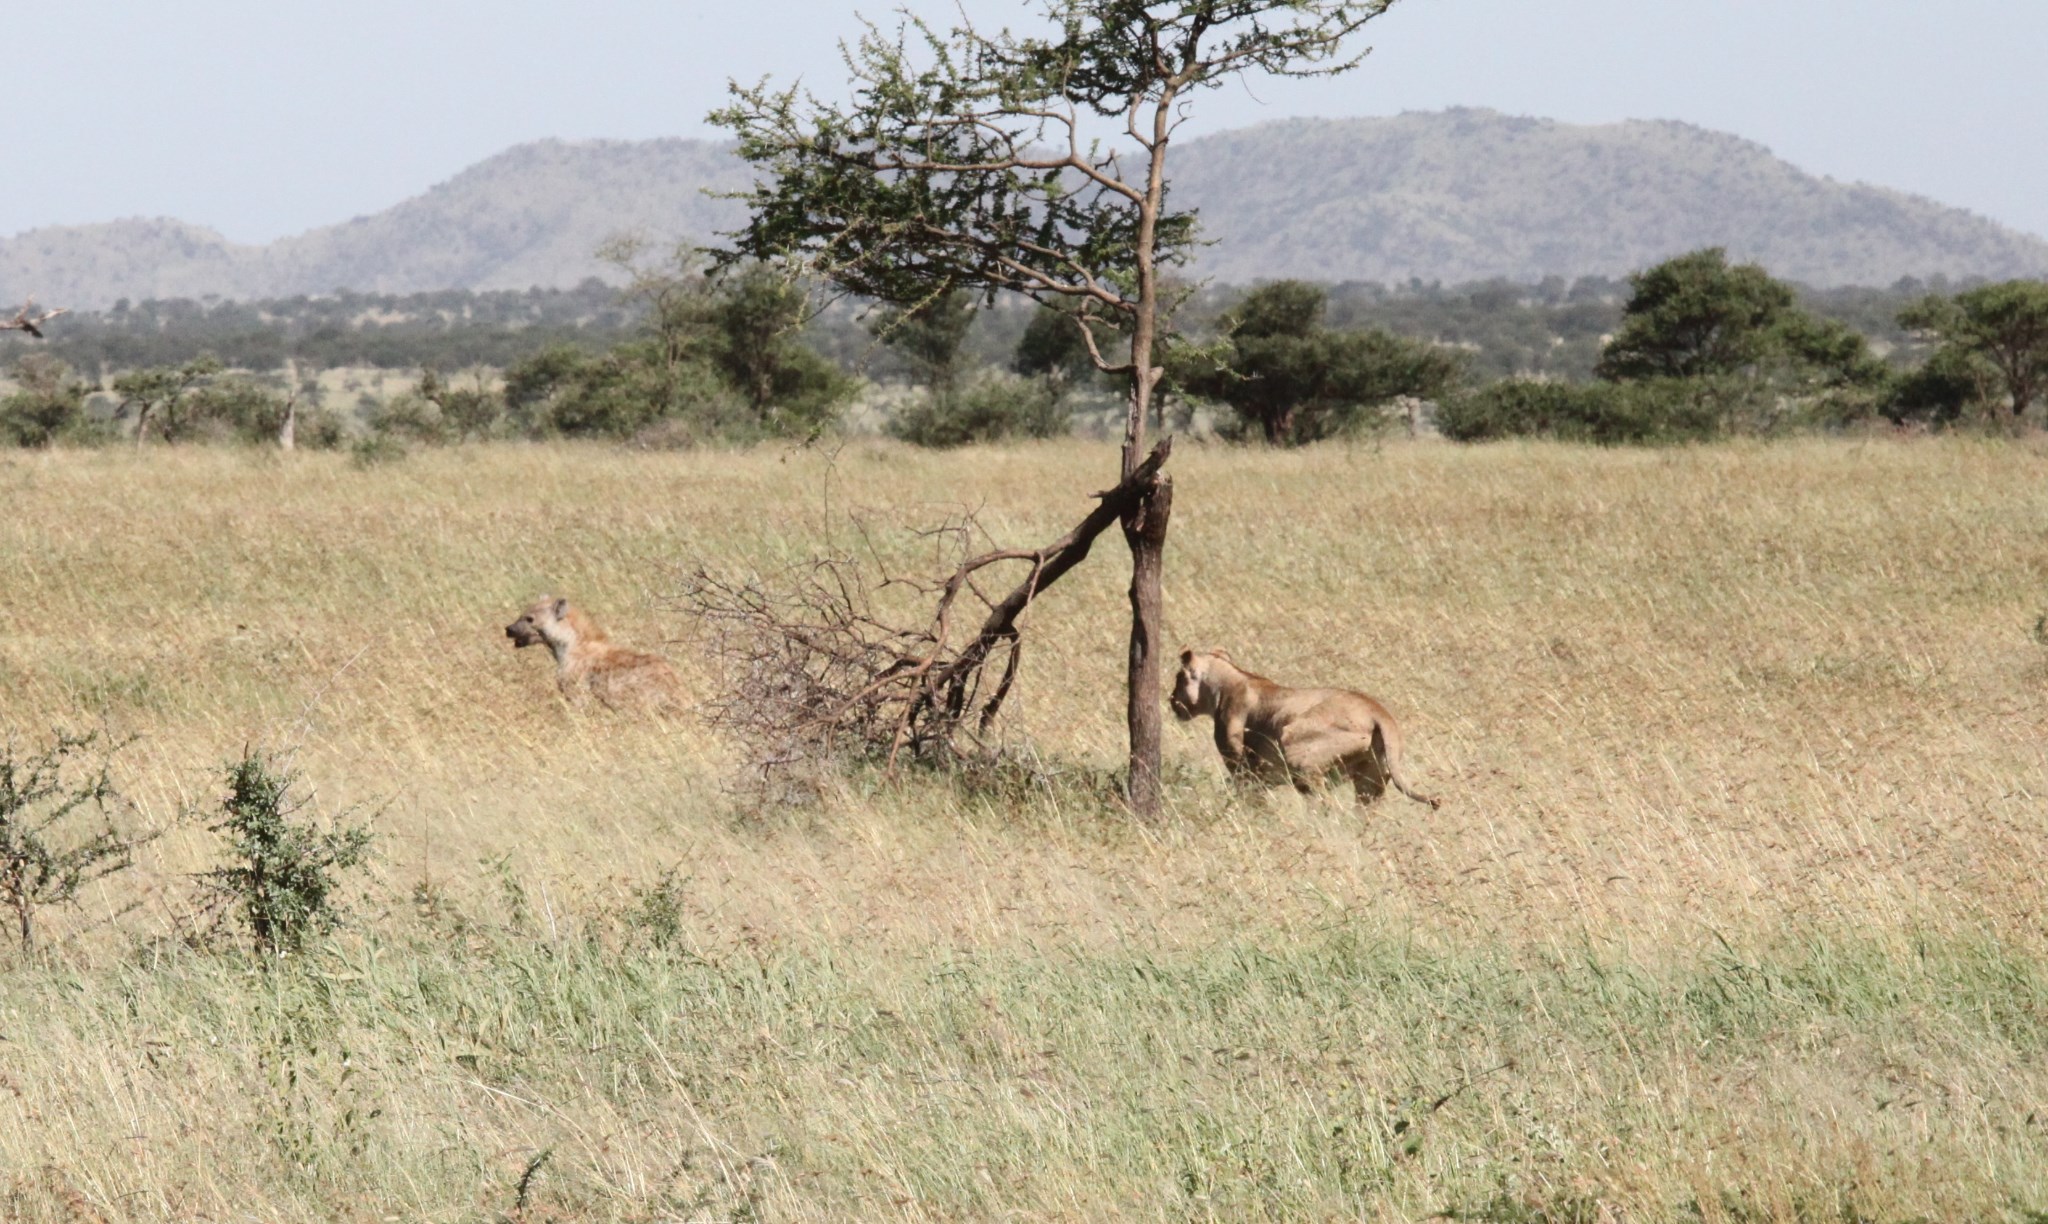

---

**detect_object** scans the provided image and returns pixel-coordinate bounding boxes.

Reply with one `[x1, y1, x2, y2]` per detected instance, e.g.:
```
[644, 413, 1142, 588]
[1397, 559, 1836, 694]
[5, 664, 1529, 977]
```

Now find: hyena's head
[1170, 648, 1231, 721]
[506, 595, 572, 650]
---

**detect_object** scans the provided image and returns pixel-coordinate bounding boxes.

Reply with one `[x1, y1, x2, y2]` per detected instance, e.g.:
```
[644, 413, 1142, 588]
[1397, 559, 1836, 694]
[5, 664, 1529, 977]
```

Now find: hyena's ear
[553, 597, 570, 619]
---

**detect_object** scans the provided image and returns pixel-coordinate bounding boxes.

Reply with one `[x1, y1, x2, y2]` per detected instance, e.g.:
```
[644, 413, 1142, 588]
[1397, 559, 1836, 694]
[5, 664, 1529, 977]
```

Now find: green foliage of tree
[31, 275, 1953, 416]
[1175, 280, 1462, 443]
[879, 292, 1080, 445]
[0, 731, 149, 952]
[367, 368, 505, 444]
[1898, 280, 2048, 430]
[200, 753, 373, 957]
[1596, 248, 1800, 381]
[1331, 278, 1616, 382]
[0, 354, 95, 447]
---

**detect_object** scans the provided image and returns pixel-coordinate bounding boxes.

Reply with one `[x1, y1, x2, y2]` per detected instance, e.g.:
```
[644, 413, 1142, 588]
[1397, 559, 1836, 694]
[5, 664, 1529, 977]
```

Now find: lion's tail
[1376, 724, 1442, 810]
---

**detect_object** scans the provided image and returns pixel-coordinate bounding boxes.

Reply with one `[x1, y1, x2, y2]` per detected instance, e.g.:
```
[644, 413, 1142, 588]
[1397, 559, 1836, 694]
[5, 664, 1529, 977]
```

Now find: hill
[6, 110, 2046, 308]
[1175, 111, 2048, 286]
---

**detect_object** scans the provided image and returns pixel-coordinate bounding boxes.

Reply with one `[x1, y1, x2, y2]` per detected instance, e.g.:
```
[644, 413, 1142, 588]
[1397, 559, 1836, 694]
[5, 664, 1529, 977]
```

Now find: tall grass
[2, 437, 2046, 1220]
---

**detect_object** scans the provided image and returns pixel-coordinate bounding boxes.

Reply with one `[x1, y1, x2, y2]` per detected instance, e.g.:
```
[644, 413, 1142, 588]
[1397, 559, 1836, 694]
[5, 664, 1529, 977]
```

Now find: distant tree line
[5, 249, 2044, 449]
[30, 280, 638, 374]
[1433, 250, 2048, 442]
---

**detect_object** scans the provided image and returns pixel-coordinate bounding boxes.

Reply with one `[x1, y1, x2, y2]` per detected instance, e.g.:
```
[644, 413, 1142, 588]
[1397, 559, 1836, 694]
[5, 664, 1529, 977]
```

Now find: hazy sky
[6, 1, 2044, 245]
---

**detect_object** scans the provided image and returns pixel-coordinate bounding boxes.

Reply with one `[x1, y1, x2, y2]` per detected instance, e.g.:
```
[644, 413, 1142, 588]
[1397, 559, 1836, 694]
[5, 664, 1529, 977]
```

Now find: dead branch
[2, 299, 69, 339]
[682, 438, 1172, 779]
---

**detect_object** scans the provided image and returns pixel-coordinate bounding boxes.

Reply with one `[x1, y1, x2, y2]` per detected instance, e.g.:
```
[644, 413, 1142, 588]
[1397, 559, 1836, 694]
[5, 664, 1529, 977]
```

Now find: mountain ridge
[7, 109, 2044, 308]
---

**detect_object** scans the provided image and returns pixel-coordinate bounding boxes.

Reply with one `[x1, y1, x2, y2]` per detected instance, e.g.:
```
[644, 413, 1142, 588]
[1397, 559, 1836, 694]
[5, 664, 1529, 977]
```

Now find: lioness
[1171, 648, 1440, 808]
[505, 595, 688, 713]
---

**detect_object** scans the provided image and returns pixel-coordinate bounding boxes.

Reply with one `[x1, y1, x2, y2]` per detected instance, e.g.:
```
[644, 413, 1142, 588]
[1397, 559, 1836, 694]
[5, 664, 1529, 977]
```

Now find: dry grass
[2, 436, 2046, 1221]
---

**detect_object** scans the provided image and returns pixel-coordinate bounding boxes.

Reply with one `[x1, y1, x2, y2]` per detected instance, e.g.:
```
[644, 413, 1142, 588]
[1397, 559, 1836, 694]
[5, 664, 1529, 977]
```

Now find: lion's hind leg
[1278, 724, 1372, 803]
[1345, 751, 1391, 806]
[1284, 722, 1415, 809]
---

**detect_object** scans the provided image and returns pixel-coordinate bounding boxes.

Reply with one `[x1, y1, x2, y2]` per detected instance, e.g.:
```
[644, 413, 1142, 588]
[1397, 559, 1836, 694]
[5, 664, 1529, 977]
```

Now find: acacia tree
[1176, 279, 1462, 443]
[1595, 248, 1799, 381]
[112, 354, 224, 446]
[1899, 280, 2048, 433]
[713, 0, 1398, 815]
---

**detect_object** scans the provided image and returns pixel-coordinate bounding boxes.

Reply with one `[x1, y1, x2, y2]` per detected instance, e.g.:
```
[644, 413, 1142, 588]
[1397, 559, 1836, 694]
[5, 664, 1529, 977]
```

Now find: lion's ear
[1179, 648, 1193, 664]
[553, 597, 569, 619]
[1212, 647, 1231, 662]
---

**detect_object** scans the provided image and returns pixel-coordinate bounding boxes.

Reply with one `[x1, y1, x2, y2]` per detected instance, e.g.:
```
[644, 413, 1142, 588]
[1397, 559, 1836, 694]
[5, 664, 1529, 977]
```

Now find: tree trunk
[1265, 405, 1293, 445]
[278, 394, 298, 452]
[1120, 325, 1172, 816]
[1123, 475, 1172, 817]
[1118, 82, 1183, 820]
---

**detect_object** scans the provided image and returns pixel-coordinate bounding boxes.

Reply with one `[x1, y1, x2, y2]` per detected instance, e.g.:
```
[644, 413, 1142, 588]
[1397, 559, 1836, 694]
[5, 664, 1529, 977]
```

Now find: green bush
[182, 372, 294, 444]
[501, 257, 854, 445]
[199, 753, 374, 957]
[348, 433, 408, 467]
[1437, 378, 1728, 445]
[0, 354, 95, 447]
[888, 372, 1072, 447]
[293, 406, 351, 450]
[504, 342, 750, 441]
[1882, 345, 1994, 428]
[0, 731, 149, 951]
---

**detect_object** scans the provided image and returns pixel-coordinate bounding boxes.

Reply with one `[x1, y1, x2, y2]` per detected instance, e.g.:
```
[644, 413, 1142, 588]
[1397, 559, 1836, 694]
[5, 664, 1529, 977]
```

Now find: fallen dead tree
[683, 439, 1171, 779]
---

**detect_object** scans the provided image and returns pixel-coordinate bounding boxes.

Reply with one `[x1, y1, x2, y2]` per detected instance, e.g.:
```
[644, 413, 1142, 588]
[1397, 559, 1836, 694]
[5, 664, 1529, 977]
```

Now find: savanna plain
[3, 436, 2047, 1222]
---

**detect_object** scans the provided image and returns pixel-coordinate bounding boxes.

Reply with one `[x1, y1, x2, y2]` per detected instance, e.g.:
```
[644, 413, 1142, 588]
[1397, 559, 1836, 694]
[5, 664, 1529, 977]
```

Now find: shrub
[888, 372, 1072, 447]
[0, 731, 149, 951]
[0, 354, 93, 447]
[416, 368, 504, 441]
[182, 372, 294, 444]
[348, 432, 408, 468]
[294, 406, 351, 450]
[364, 386, 451, 444]
[199, 753, 374, 956]
[1437, 378, 1727, 445]
[1882, 345, 1995, 428]
[503, 341, 745, 440]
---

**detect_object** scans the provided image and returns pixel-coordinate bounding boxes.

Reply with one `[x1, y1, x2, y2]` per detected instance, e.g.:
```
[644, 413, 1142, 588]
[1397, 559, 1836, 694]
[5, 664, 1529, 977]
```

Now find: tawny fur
[1170, 648, 1440, 808]
[505, 595, 688, 713]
